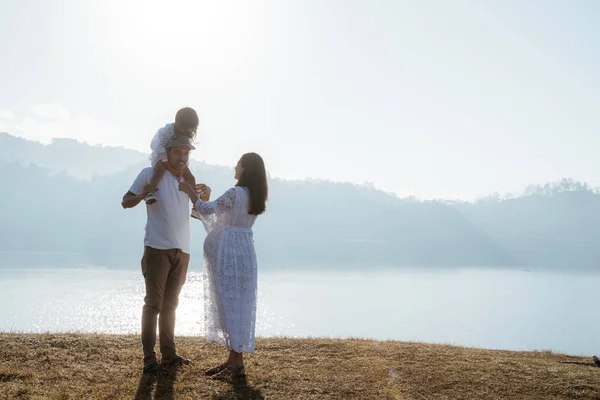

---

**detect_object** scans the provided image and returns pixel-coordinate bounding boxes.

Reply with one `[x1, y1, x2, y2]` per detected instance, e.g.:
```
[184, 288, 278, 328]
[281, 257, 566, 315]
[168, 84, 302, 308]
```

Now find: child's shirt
[149, 123, 175, 166]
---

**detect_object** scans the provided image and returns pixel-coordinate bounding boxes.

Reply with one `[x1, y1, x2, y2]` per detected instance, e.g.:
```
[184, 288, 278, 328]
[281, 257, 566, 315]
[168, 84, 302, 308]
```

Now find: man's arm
[121, 190, 145, 209]
[121, 185, 157, 209]
[122, 168, 154, 209]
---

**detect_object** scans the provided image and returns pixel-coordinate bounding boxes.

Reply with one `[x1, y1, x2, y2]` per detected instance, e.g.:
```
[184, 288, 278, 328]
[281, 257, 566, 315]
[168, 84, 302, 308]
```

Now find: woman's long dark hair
[236, 152, 268, 215]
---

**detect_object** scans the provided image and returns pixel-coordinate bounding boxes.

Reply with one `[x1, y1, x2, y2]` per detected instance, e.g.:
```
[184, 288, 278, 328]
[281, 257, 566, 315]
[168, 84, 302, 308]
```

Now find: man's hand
[121, 185, 158, 209]
[194, 184, 211, 202]
[165, 162, 184, 178]
[122, 191, 143, 209]
[141, 184, 157, 197]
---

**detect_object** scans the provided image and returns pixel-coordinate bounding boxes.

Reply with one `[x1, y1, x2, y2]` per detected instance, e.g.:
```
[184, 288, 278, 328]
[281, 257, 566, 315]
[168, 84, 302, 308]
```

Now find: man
[122, 134, 206, 374]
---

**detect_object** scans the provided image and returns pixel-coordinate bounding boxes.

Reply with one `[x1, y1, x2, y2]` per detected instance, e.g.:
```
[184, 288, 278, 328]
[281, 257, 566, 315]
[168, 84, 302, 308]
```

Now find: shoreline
[3, 263, 600, 275]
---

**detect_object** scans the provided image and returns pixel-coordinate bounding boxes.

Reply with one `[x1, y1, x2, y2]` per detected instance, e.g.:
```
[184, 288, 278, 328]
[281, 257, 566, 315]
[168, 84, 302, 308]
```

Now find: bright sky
[0, 0, 599, 200]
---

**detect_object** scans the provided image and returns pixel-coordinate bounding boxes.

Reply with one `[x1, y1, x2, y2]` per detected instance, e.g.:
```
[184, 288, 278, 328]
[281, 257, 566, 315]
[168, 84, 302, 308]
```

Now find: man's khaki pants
[141, 246, 189, 365]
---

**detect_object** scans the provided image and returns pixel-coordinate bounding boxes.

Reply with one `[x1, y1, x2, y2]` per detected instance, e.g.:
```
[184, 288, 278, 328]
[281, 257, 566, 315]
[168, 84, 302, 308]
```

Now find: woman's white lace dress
[194, 186, 258, 353]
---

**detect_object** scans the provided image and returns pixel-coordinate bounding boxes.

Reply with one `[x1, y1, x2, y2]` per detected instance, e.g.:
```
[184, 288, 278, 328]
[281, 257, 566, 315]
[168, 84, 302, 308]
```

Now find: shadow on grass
[558, 361, 598, 368]
[135, 365, 179, 400]
[211, 377, 265, 400]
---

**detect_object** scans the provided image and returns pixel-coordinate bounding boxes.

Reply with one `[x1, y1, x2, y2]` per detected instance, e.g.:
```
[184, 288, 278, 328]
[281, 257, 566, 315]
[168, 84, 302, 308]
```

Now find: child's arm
[182, 166, 196, 186]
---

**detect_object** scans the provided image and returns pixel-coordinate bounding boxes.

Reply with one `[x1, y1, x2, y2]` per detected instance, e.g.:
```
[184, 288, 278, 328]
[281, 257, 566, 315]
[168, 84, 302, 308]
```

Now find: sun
[95, 0, 263, 80]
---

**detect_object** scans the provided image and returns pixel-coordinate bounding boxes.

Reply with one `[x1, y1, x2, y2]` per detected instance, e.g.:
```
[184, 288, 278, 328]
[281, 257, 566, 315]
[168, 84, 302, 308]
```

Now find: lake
[0, 267, 598, 356]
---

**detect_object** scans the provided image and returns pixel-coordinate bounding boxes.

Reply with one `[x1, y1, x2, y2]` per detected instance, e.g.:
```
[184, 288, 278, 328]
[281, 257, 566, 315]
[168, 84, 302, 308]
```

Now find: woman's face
[234, 159, 244, 180]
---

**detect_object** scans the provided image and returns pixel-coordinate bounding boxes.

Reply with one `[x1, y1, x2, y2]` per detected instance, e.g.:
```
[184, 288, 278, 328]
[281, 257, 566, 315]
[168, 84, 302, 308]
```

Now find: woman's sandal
[210, 364, 246, 381]
[205, 362, 229, 376]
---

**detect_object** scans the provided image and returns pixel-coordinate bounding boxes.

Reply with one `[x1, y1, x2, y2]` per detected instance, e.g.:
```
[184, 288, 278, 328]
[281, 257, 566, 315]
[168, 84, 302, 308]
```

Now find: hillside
[1, 133, 599, 269]
[0, 132, 147, 178]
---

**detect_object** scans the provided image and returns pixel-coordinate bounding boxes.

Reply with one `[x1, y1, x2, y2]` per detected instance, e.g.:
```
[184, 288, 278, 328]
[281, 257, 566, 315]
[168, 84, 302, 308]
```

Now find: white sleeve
[129, 168, 151, 196]
[194, 187, 236, 215]
[193, 187, 237, 232]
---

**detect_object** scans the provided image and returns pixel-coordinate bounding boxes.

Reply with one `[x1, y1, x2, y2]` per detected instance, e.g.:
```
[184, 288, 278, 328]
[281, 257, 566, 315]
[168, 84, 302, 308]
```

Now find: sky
[0, 0, 599, 200]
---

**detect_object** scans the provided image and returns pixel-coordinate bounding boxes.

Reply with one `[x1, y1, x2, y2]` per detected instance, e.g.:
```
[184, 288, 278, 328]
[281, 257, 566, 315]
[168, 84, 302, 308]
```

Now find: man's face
[167, 146, 191, 173]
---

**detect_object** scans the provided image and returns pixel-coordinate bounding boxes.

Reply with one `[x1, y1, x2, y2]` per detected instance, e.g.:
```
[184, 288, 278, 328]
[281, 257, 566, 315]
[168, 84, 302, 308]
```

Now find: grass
[1, 333, 599, 399]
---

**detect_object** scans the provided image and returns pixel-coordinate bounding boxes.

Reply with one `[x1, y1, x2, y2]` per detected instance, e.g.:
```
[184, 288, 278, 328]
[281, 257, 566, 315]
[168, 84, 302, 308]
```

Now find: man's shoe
[161, 355, 192, 367]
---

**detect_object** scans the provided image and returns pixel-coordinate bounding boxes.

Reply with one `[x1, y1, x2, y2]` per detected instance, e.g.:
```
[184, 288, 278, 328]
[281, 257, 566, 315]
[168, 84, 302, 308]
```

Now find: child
[146, 107, 199, 205]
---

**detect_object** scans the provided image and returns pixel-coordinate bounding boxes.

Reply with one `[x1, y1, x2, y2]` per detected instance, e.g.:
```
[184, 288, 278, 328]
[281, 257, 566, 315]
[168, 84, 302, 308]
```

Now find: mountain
[454, 189, 600, 269]
[0, 133, 597, 270]
[0, 132, 147, 178]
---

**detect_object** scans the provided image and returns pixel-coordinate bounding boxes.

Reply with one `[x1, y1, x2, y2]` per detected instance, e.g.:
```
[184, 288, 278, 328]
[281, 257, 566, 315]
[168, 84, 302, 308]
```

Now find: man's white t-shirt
[129, 167, 191, 254]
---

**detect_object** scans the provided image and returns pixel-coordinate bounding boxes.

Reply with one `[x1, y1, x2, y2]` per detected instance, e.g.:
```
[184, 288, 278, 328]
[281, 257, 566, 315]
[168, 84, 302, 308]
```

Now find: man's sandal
[162, 355, 192, 367]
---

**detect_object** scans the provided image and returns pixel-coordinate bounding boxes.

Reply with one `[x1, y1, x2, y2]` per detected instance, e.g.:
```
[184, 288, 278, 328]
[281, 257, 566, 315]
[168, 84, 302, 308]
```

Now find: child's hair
[173, 107, 199, 140]
[236, 152, 268, 215]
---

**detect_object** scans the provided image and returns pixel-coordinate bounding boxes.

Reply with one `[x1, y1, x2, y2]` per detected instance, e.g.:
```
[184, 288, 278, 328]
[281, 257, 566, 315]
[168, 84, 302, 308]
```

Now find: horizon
[2, 131, 597, 203]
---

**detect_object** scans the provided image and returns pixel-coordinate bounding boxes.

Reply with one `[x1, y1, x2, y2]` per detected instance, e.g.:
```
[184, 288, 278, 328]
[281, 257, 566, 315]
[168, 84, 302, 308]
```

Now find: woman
[179, 152, 268, 380]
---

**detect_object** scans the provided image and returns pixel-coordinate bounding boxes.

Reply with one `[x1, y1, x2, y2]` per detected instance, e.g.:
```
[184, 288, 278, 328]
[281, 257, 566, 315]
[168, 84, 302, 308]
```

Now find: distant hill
[1, 133, 598, 270]
[454, 188, 600, 269]
[0, 132, 147, 178]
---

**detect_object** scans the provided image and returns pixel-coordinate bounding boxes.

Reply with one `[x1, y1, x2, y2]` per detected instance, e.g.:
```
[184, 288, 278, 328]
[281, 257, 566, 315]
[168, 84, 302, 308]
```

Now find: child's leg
[182, 166, 196, 187]
[145, 162, 167, 204]
[150, 162, 167, 188]
[184, 166, 201, 219]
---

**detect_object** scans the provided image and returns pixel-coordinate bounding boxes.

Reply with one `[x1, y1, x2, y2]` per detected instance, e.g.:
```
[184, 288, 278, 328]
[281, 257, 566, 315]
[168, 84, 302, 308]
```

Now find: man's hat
[166, 134, 196, 150]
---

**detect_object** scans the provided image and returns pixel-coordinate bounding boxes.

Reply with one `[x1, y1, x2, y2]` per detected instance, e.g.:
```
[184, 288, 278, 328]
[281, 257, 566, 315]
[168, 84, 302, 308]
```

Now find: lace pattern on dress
[194, 187, 258, 352]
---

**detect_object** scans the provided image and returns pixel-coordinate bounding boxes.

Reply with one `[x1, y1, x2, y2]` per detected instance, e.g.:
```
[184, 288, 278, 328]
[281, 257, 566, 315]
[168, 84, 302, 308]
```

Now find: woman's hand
[194, 184, 211, 201]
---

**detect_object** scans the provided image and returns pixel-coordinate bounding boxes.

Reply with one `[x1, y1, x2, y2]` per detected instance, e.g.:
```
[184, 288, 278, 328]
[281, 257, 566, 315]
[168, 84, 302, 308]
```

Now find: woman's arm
[179, 182, 210, 204]
[198, 187, 235, 214]
[179, 183, 236, 217]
